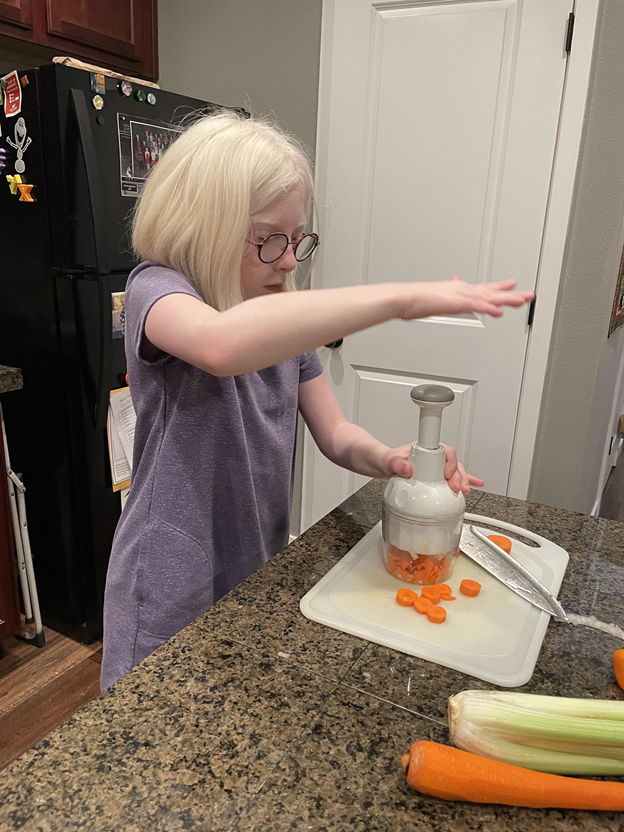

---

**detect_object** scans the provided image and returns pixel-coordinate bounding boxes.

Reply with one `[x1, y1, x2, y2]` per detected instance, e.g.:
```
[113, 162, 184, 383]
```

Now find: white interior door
[302, 0, 574, 530]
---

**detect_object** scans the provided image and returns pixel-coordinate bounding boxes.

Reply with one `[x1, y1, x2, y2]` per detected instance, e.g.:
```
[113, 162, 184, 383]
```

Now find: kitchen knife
[459, 525, 569, 623]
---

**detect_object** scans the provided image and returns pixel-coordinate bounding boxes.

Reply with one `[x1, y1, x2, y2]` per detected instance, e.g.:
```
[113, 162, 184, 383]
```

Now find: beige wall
[529, 0, 624, 514]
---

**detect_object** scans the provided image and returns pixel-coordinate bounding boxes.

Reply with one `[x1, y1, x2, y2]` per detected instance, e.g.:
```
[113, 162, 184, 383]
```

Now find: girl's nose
[274, 245, 298, 271]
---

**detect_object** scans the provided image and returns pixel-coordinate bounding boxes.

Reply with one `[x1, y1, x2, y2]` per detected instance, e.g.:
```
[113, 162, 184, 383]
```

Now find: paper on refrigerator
[109, 386, 136, 467]
[106, 387, 136, 492]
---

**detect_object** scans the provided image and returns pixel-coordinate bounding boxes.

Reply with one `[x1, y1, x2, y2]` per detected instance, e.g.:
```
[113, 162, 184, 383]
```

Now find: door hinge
[527, 296, 537, 327]
[565, 12, 575, 53]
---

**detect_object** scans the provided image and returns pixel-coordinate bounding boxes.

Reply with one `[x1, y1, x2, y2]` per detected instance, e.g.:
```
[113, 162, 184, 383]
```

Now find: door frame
[506, 0, 600, 497]
[301, 0, 600, 531]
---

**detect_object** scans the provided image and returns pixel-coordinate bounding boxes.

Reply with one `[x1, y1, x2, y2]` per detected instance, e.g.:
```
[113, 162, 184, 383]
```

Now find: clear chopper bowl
[381, 502, 463, 585]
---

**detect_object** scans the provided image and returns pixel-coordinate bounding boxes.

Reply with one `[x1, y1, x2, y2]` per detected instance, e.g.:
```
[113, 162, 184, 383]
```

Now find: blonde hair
[132, 111, 314, 310]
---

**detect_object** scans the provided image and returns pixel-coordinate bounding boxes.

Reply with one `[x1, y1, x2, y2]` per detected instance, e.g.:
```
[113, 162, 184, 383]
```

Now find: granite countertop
[1, 482, 623, 831]
[0, 365, 23, 395]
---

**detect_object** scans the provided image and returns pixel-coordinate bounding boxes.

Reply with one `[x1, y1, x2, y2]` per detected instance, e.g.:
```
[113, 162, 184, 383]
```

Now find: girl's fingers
[457, 462, 471, 495]
[443, 444, 459, 480]
[446, 470, 462, 494]
[467, 474, 485, 488]
[389, 453, 412, 478]
[488, 279, 517, 290]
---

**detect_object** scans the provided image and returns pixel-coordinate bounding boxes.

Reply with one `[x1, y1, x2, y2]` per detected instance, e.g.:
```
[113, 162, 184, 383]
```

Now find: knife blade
[459, 525, 568, 622]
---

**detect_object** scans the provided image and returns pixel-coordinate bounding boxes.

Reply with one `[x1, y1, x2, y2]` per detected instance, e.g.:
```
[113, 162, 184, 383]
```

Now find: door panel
[367, 2, 517, 286]
[302, 0, 572, 530]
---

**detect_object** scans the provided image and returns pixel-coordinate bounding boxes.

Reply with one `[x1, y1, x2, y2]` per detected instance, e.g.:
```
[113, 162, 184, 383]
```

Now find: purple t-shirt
[101, 262, 323, 689]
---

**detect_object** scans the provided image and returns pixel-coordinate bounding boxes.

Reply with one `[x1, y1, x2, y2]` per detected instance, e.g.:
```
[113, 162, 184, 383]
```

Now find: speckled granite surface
[1, 481, 623, 831]
[0, 365, 22, 394]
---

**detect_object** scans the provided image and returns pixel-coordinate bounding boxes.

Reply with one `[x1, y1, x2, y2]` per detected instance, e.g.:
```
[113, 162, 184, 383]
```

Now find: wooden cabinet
[0, 0, 33, 40]
[0, 0, 157, 79]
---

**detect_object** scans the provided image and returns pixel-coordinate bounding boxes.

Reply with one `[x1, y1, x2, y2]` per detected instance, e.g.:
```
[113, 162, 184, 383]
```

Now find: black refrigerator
[0, 62, 241, 642]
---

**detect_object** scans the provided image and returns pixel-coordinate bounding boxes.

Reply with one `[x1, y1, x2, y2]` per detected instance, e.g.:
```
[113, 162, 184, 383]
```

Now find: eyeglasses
[246, 232, 319, 264]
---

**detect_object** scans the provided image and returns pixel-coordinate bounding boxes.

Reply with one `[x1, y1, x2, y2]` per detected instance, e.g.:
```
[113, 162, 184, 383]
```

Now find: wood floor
[0, 625, 101, 771]
[0, 453, 622, 774]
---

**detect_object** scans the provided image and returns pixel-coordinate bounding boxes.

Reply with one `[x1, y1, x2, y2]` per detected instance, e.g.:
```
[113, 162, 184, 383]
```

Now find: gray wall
[529, 0, 624, 514]
[158, 0, 322, 156]
[158, 0, 323, 534]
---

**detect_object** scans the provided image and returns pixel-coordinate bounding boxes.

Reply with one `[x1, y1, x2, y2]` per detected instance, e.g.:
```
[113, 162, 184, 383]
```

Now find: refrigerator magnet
[1, 71, 22, 117]
[91, 94, 105, 111]
[17, 183, 35, 202]
[6, 173, 22, 195]
[0, 148, 6, 170]
[6, 117, 32, 174]
[90, 72, 106, 95]
[20, 74, 29, 88]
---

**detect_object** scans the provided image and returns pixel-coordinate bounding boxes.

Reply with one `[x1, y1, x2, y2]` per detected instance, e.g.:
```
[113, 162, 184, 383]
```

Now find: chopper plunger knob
[410, 384, 455, 450]
[410, 385, 455, 405]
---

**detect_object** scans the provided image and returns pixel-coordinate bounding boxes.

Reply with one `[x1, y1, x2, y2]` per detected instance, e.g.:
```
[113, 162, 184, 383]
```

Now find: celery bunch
[449, 690, 624, 775]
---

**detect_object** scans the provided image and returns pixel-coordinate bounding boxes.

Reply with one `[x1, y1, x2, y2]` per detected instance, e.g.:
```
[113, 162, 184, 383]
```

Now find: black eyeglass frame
[245, 232, 320, 264]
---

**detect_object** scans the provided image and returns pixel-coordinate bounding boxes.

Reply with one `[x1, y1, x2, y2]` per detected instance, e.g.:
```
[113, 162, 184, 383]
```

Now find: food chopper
[382, 384, 465, 585]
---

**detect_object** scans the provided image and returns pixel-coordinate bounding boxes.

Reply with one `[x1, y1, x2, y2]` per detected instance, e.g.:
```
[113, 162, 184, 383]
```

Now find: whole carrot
[401, 741, 624, 810]
[614, 650, 624, 690]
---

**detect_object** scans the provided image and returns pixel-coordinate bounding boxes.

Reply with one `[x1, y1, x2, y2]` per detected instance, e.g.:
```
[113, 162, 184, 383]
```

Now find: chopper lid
[383, 476, 465, 521]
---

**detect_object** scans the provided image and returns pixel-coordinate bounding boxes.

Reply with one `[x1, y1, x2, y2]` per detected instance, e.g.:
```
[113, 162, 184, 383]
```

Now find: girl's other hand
[398, 275, 534, 321]
[383, 442, 484, 495]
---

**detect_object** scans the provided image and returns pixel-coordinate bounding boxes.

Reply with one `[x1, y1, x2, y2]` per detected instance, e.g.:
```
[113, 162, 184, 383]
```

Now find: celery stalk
[449, 690, 624, 775]
[452, 689, 624, 720]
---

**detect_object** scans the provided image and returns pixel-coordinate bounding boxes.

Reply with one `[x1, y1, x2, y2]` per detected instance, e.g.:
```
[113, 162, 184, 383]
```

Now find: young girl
[101, 112, 533, 690]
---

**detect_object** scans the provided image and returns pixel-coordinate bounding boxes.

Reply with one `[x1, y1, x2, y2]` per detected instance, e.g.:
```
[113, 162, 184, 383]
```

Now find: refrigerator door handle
[70, 89, 110, 276]
[74, 277, 115, 432]
[93, 278, 114, 431]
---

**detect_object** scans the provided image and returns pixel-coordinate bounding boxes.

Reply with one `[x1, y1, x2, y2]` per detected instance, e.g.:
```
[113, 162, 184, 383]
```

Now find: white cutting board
[300, 513, 569, 687]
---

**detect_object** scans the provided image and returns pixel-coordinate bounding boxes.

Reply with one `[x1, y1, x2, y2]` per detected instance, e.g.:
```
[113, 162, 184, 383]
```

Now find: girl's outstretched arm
[298, 373, 485, 493]
[144, 277, 533, 377]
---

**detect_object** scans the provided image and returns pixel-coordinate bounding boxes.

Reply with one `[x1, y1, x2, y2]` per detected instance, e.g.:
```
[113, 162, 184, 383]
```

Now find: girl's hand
[398, 275, 534, 321]
[383, 442, 485, 495]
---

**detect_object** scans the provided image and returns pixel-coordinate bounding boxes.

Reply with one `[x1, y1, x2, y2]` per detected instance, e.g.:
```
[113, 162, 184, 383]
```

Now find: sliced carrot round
[413, 596, 433, 615]
[426, 605, 447, 623]
[440, 594, 456, 601]
[460, 579, 481, 597]
[434, 584, 452, 596]
[487, 534, 512, 554]
[396, 588, 418, 607]
[421, 586, 442, 604]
